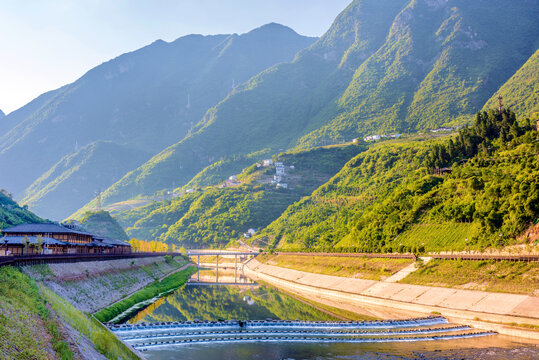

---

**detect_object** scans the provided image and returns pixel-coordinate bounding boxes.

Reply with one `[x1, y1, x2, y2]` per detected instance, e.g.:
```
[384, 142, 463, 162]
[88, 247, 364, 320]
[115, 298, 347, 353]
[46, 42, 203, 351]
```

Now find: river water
[121, 275, 538, 359]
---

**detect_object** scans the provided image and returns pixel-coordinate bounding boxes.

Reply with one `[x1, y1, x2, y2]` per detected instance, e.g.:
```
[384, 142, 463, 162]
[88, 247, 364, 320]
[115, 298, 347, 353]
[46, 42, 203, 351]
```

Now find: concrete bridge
[186, 250, 256, 285]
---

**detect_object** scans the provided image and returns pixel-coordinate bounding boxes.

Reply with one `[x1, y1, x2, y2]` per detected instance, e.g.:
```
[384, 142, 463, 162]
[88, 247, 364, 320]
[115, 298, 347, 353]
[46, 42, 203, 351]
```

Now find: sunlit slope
[483, 49, 539, 119]
[0, 24, 316, 198]
[112, 144, 364, 248]
[22, 141, 150, 220]
[81, 0, 409, 209]
[256, 110, 539, 253]
[89, 0, 538, 210]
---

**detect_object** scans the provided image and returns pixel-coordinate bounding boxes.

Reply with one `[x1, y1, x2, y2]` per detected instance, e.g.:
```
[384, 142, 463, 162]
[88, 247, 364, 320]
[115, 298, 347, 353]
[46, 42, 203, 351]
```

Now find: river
[116, 270, 538, 360]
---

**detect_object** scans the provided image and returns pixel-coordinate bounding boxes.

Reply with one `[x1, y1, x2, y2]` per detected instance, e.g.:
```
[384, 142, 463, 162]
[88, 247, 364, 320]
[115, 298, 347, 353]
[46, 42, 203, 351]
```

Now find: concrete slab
[438, 289, 488, 311]
[510, 297, 539, 318]
[361, 282, 403, 298]
[471, 292, 529, 314]
[415, 287, 457, 306]
[389, 284, 429, 302]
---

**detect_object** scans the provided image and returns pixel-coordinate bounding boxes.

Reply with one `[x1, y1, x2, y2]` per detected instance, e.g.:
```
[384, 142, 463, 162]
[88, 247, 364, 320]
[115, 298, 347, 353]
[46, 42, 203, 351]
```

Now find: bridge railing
[0, 252, 183, 267]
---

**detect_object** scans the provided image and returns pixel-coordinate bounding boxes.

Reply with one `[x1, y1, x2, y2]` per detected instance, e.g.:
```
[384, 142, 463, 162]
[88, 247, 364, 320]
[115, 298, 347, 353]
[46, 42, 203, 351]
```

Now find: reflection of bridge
[109, 316, 496, 350]
[186, 250, 256, 285]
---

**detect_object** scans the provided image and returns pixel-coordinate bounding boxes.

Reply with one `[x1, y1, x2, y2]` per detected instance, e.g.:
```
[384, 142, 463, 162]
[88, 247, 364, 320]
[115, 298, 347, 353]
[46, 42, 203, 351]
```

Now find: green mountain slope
[21, 141, 150, 220]
[80, 0, 409, 210]
[255, 109, 538, 253]
[0, 189, 43, 230]
[299, 0, 539, 146]
[112, 144, 364, 248]
[0, 24, 316, 199]
[483, 49, 539, 118]
[74, 210, 129, 241]
[85, 0, 538, 211]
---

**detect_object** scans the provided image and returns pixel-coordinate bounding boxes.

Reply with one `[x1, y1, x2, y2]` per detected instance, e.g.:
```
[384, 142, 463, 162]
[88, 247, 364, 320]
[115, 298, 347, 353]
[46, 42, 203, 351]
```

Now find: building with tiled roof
[0, 223, 131, 256]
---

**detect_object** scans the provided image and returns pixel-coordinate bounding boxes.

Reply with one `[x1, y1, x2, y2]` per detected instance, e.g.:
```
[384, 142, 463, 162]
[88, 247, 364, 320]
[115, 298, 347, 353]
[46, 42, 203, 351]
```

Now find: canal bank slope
[23, 255, 187, 313]
[245, 259, 539, 340]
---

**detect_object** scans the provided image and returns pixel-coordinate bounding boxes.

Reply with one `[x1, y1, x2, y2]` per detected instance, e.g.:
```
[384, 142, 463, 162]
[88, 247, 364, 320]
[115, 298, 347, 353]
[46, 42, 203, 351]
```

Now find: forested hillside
[0, 189, 43, 230]
[255, 109, 539, 253]
[22, 141, 150, 220]
[85, 0, 539, 211]
[74, 210, 129, 241]
[1, 24, 315, 217]
[483, 49, 539, 119]
[112, 144, 364, 247]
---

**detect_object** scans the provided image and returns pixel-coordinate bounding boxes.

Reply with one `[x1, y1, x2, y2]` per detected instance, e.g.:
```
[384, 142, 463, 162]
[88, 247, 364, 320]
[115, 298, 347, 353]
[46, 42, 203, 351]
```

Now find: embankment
[23, 255, 187, 313]
[245, 259, 539, 340]
[95, 264, 197, 323]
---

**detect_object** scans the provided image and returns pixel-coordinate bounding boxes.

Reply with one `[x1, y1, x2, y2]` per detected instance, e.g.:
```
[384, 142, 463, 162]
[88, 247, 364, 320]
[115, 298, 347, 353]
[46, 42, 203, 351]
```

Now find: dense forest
[256, 109, 538, 253]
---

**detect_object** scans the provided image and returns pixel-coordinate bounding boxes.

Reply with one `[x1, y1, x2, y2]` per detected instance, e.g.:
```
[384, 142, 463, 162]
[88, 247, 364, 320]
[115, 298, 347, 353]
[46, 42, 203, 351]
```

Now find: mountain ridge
[76, 0, 539, 213]
[1, 23, 316, 219]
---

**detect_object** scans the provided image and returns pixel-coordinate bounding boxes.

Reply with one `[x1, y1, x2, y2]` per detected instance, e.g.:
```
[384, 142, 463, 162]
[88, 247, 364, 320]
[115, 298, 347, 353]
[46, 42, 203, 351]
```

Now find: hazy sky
[0, 0, 351, 114]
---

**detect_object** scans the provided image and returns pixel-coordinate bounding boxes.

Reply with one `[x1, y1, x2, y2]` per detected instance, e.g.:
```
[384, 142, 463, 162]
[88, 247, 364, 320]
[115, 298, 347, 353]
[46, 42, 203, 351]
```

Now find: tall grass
[399, 259, 539, 295]
[0, 266, 73, 359]
[94, 266, 197, 323]
[41, 286, 139, 360]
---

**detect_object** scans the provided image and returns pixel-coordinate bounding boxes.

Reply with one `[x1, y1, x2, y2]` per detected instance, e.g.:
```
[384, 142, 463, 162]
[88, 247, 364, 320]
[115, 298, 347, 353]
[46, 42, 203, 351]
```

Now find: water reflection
[129, 285, 340, 324]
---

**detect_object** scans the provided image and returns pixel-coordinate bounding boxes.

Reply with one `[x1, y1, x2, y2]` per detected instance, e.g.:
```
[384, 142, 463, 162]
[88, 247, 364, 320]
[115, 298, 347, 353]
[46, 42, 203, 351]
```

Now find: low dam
[110, 317, 496, 351]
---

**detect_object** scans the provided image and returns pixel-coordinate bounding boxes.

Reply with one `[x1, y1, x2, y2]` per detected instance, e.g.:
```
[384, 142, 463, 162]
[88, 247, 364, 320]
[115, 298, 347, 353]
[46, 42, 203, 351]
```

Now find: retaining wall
[245, 259, 539, 340]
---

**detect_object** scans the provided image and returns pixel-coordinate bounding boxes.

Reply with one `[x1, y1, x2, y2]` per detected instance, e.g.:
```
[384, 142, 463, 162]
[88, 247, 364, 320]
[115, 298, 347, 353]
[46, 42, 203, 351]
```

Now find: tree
[22, 236, 30, 254]
[36, 236, 44, 254]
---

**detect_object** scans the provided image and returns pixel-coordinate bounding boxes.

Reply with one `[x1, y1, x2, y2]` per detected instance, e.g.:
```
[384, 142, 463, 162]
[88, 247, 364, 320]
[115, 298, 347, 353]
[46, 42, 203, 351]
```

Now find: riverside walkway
[108, 317, 495, 350]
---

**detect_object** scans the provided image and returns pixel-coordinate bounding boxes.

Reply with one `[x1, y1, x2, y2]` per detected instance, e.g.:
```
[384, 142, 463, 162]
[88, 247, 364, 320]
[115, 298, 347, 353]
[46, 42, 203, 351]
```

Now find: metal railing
[0, 252, 182, 267]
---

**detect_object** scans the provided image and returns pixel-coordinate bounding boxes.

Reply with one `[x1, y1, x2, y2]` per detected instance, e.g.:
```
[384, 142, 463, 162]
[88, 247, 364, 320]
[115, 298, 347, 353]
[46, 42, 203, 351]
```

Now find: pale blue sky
[0, 0, 351, 114]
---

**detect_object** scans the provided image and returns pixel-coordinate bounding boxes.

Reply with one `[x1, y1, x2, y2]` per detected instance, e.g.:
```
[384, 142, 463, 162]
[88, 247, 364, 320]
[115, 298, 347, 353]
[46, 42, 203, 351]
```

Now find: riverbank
[22, 255, 188, 313]
[245, 258, 539, 340]
[0, 265, 141, 360]
[95, 264, 197, 323]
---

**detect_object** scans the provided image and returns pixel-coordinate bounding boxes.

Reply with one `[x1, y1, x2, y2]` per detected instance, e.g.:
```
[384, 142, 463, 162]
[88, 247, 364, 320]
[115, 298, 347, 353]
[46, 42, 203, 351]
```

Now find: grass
[0, 266, 73, 360]
[94, 266, 197, 323]
[258, 254, 412, 281]
[399, 259, 539, 295]
[40, 286, 139, 360]
[396, 223, 480, 252]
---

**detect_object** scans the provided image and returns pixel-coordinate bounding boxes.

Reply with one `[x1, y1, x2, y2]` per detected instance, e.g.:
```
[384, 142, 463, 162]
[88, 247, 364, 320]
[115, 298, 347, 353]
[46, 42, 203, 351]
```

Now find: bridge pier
[216, 255, 219, 283]
[197, 255, 200, 282]
[234, 254, 237, 283]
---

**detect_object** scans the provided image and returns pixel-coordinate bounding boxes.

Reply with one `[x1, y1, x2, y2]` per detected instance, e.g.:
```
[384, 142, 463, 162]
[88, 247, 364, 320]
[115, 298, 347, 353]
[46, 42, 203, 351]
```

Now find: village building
[0, 223, 131, 256]
[243, 228, 256, 239]
[263, 159, 273, 167]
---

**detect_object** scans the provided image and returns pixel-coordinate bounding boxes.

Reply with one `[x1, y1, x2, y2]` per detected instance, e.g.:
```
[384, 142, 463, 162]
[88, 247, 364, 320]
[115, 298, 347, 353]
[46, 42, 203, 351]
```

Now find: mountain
[0, 109, 5, 120]
[254, 109, 539, 253]
[21, 141, 151, 220]
[111, 144, 364, 247]
[84, 0, 539, 211]
[74, 210, 129, 241]
[0, 24, 316, 199]
[77, 0, 409, 210]
[0, 189, 43, 230]
[483, 49, 539, 118]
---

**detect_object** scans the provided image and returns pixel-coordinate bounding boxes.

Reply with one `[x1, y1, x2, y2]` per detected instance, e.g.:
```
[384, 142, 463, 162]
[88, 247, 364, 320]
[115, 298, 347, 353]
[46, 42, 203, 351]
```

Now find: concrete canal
[111, 269, 537, 359]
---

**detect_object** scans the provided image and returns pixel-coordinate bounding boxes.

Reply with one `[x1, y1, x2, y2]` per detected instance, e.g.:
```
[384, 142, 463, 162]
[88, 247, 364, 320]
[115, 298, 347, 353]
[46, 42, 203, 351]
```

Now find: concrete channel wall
[244, 259, 539, 340]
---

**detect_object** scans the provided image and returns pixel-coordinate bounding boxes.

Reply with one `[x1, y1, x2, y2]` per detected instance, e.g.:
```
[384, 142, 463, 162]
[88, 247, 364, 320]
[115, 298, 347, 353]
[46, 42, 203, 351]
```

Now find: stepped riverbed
[114, 270, 538, 360]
